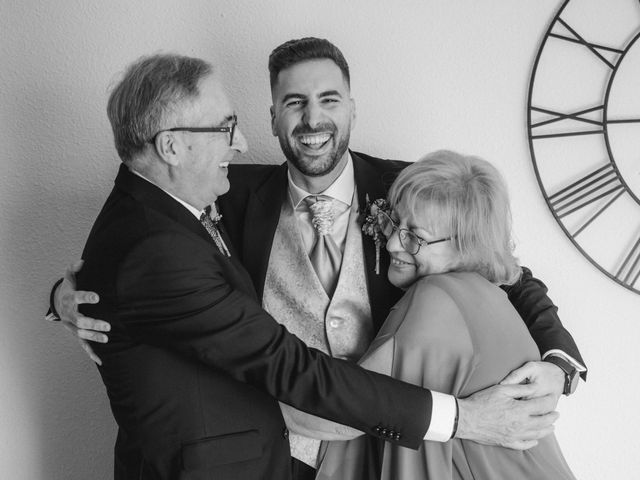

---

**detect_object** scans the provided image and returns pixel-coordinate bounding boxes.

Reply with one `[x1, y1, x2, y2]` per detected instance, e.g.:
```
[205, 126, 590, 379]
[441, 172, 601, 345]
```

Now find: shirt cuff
[423, 391, 457, 442]
[542, 349, 587, 373]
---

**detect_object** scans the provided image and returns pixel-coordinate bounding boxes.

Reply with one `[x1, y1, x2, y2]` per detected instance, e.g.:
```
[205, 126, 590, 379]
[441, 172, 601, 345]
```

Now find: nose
[302, 101, 323, 128]
[232, 126, 248, 154]
[385, 228, 403, 253]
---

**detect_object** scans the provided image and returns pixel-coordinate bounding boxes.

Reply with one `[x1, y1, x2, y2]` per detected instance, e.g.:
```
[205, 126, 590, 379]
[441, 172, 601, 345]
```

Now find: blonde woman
[284, 150, 577, 479]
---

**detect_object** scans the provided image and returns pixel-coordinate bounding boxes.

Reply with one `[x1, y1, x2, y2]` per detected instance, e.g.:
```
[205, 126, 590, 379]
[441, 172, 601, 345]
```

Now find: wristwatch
[545, 356, 579, 396]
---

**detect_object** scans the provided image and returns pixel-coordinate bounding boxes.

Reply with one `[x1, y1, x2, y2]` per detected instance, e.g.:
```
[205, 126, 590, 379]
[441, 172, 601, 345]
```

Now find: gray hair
[388, 150, 520, 285]
[106, 53, 212, 162]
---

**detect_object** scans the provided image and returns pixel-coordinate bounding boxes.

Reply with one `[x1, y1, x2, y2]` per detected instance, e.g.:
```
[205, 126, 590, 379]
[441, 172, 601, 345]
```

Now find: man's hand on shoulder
[455, 383, 559, 450]
[54, 260, 110, 365]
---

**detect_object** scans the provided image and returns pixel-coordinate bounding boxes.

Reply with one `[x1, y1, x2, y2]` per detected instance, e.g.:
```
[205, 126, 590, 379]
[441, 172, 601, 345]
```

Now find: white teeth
[299, 133, 331, 145]
[219, 162, 229, 168]
[391, 258, 411, 266]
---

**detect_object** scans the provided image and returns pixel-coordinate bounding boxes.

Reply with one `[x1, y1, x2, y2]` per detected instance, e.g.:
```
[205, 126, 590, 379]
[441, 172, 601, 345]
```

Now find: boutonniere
[361, 194, 390, 275]
[208, 204, 223, 224]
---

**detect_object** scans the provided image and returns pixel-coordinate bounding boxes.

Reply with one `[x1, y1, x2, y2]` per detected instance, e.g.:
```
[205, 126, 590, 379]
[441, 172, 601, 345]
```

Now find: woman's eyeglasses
[377, 210, 454, 255]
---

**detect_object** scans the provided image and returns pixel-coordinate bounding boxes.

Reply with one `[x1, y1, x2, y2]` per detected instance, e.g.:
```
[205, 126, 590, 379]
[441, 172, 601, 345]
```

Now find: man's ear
[153, 131, 180, 166]
[270, 105, 277, 136]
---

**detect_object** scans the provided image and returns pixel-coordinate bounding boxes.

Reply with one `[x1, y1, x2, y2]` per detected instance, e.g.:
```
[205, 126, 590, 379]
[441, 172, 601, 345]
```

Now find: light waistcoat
[262, 191, 374, 467]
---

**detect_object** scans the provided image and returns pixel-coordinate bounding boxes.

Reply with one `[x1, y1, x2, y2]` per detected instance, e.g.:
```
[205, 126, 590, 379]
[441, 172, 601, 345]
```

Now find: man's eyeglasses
[149, 115, 238, 146]
[377, 210, 453, 255]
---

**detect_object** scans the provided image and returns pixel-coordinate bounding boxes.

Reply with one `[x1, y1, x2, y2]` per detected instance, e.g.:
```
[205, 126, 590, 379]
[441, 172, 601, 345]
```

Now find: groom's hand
[455, 383, 559, 450]
[55, 260, 110, 365]
[500, 360, 564, 400]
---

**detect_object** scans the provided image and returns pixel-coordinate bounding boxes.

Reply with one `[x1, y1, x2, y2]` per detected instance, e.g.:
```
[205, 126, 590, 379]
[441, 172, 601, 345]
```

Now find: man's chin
[292, 147, 351, 175]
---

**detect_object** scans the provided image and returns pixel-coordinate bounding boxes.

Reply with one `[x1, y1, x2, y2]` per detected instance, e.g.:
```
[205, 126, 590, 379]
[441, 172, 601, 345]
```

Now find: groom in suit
[218, 37, 587, 479]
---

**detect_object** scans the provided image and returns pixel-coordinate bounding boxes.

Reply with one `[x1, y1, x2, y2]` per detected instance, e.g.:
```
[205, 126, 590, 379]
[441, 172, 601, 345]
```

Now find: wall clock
[528, 0, 640, 294]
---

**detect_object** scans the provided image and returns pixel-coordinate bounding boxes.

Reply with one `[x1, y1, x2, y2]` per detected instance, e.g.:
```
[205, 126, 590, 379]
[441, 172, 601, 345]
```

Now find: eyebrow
[280, 90, 343, 104]
[281, 93, 305, 104]
[215, 113, 236, 126]
[318, 90, 342, 98]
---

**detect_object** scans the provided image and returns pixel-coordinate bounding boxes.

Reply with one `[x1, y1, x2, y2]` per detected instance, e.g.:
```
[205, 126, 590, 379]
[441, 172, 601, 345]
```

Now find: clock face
[528, 0, 640, 294]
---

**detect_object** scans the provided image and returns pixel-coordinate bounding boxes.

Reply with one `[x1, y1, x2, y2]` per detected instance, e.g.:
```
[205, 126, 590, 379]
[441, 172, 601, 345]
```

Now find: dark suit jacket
[220, 151, 586, 367]
[77, 164, 432, 480]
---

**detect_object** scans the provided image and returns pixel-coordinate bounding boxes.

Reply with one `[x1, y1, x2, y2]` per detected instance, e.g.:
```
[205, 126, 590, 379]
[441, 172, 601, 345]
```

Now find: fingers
[495, 382, 538, 400]
[78, 339, 103, 366]
[522, 394, 558, 416]
[500, 361, 536, 385]
[74, 314, 110, 332]
[509, 414, 556, 444]
[73, 290, 100, 306]
[76, 327, 109, 343]
[62, 320, 109, 343]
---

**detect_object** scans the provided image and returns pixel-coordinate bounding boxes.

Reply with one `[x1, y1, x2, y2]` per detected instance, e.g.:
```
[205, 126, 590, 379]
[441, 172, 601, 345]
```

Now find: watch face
[528, 0, 640, 295]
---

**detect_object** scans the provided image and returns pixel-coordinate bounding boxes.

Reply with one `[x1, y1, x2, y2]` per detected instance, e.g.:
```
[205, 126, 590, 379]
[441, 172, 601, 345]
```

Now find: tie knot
[305, 195, 334, 235]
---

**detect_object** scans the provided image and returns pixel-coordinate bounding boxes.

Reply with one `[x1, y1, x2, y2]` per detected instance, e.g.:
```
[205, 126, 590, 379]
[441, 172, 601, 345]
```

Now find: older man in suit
[70, 53, 456, 479]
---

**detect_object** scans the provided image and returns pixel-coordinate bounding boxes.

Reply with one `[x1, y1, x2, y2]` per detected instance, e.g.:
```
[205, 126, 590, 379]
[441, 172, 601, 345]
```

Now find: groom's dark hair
[268, 37, 351, 91]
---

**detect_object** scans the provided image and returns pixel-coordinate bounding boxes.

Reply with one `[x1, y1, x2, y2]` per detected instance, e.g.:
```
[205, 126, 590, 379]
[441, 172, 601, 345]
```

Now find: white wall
[2, 0, 638, 478]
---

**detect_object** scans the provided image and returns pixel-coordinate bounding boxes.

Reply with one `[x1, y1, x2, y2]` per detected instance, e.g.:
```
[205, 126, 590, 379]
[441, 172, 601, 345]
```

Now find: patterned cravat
[305, 195, 342, 296]
[200, 205, 230, 257]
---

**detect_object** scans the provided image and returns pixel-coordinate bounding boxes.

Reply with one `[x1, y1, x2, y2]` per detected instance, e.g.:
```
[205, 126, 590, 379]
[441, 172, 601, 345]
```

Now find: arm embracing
[83, 231, 432, 449]
[502, 266, 586, 374]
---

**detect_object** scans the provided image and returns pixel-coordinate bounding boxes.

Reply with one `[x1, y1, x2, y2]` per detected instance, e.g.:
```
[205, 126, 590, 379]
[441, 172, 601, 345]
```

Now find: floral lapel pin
[361, 194, 390, 275]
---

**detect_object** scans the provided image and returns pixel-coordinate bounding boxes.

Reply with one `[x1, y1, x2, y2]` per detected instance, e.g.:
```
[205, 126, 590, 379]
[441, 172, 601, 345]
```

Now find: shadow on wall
[11, 188, 116, 480]
[2, 75, 120, 478]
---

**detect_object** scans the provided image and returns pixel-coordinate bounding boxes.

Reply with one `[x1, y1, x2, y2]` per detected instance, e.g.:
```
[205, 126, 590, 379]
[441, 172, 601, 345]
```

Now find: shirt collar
[288, 153, 354, 209]
[130, 168, 204, 219]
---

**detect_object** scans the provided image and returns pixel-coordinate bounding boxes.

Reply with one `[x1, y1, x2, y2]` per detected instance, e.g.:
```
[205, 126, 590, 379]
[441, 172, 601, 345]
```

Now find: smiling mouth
[390, 258, 413, 267]
[298, 133, 331, 149]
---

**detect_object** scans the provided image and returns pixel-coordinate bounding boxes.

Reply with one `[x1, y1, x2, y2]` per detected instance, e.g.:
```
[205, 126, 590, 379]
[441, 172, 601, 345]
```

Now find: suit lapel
[241, 163, 289, 299]
[351, 152, 400, 332]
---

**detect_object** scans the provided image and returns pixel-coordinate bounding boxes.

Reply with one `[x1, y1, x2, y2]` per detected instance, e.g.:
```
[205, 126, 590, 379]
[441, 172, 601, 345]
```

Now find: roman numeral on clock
[530, 105, 604, 139]
[548, 163, 625, 236]
[616, 235, 640, 287]
[549, 18, 623, 69]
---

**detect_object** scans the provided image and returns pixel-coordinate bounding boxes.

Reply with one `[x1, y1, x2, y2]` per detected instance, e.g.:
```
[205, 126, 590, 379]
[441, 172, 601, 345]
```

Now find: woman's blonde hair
[388, 150, 520, 284]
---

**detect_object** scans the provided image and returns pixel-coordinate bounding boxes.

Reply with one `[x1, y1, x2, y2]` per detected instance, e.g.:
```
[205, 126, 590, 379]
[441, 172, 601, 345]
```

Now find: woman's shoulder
[400, 273, 482, 324]
[408, 272, 505, 316]
[412, 271, 490, 296]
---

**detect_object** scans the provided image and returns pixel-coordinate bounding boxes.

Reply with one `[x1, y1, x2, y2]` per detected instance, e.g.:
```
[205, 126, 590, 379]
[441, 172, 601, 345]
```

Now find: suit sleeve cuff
[543, 349, 587, 373]
[423, 391, 456, 442]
